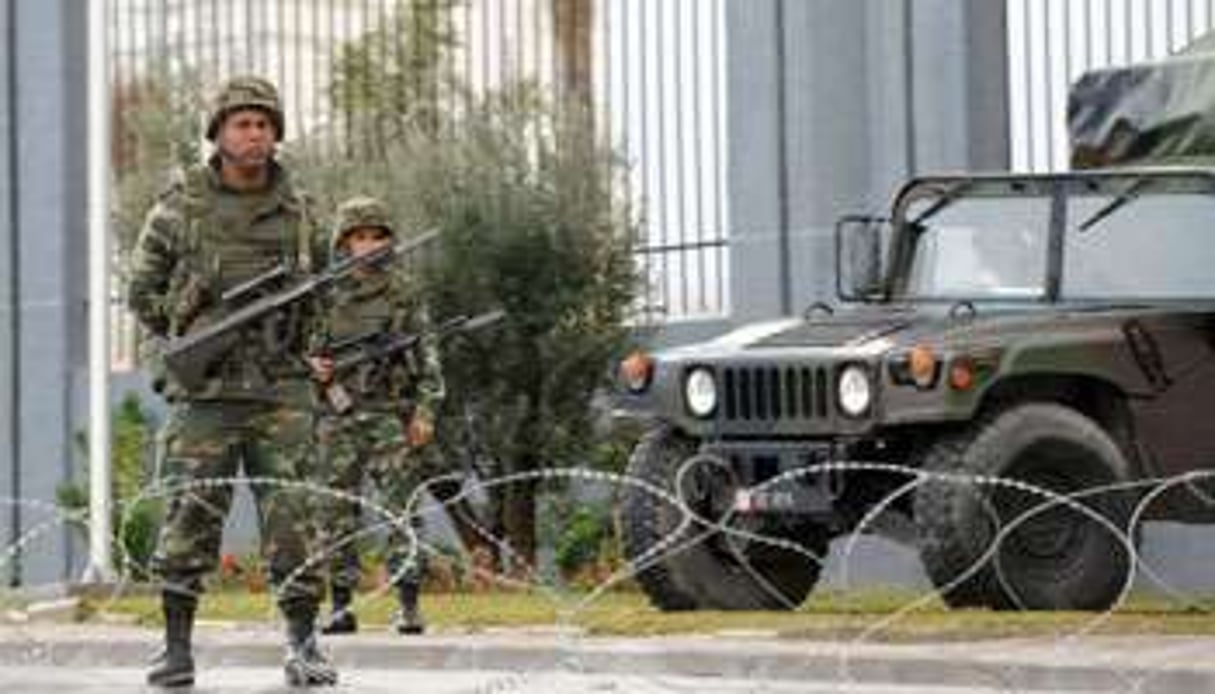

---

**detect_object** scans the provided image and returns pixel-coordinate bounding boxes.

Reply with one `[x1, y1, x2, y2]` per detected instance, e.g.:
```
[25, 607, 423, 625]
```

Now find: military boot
[282, 601, 339, 687]
[146, 592, 196, 688]
[320, 584, 358, 635]
[391, 580, 425, 635]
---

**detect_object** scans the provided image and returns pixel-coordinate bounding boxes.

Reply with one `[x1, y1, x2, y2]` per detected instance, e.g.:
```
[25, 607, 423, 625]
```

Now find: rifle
[318, 309, 505, 414]
[219, 262, 292, 307]
[161, 229, 440, 393]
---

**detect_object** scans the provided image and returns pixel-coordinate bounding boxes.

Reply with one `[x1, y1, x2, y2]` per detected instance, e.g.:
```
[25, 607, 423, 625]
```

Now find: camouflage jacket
[127, 157, 320, 403]
[314, 268, 445, 417]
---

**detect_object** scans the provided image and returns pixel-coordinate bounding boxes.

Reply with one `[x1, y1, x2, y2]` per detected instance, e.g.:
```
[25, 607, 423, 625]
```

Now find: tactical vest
[322, 271, 422, 413]
[165, 161, 316, 402]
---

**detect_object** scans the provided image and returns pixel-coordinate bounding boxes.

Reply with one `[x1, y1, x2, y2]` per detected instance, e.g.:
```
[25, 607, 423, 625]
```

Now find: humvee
[615, 167, 1215, 612]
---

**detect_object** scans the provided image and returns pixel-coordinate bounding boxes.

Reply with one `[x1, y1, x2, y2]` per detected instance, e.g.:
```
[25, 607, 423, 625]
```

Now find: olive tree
[294, 86, 639, 569]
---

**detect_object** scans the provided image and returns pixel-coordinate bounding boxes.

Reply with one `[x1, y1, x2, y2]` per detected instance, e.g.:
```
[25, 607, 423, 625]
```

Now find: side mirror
[835, 215, 890, 301]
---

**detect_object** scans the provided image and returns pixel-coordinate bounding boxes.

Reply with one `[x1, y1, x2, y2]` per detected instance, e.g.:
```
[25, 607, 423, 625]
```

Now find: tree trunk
[552, 0, 595, 107]
[500, 472, 538, 575]
[498, 389, 544, 574]
[428, 478, 498, 561]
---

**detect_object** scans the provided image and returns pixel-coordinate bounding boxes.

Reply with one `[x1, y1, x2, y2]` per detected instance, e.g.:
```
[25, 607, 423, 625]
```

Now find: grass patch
[98, 587, 1215, 642]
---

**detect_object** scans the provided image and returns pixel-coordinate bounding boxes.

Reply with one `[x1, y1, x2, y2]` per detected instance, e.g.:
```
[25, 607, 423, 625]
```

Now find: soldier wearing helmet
[127, 76, 337, 687]
[205, 75, 285, 191]
[205, 75, 286, 143]
[307, 195, 446, 637]
[329, 196, 395, 264]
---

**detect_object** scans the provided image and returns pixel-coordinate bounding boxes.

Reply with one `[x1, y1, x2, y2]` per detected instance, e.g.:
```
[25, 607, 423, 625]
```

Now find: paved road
[0, 665, 1110, 694]
[2, 623, 1213, 693]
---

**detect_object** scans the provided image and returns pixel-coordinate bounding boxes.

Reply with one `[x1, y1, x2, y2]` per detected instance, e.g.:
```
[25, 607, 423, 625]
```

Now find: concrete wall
[0, 0, 90, 586]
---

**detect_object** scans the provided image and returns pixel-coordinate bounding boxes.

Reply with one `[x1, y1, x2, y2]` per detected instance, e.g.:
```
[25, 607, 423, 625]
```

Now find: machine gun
[317, 309, 506, 414]
[161, 229, 439, 393]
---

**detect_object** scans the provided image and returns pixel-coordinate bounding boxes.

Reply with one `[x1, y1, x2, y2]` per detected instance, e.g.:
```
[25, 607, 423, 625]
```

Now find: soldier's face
[217, 109, 276, 168]
[344, 227, 392, 259]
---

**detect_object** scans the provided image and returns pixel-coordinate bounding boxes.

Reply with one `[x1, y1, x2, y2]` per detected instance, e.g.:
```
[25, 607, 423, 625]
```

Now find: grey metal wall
[0, 0, 90, 586]
[0, 0, 15, 588]
[726, 0, 1009, 325]
[1008, 0, 1215, 172]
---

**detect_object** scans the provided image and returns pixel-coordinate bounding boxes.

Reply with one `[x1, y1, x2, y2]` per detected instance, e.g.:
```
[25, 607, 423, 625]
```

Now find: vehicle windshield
[894, 175, 1215, 302]
[1063, 189, 1215, 300]
[900, 191, 1050, 301]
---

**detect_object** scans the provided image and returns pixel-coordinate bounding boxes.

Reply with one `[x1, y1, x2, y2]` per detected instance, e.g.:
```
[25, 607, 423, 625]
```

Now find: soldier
[307, 196, 445, 637]
[128, 76, 337, 687]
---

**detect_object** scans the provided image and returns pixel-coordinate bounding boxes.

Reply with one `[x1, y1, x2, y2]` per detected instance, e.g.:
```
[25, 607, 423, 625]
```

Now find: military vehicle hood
[662, 305, 1156, 361]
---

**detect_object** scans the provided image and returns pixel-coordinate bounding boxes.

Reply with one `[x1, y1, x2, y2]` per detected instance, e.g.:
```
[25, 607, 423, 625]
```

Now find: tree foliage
[110, 67, 206, 270]
[328, 0, 462, 146]
[107, 1, 639, 570]
[58, 393, 162, 581]
[294, 1, 640, 566]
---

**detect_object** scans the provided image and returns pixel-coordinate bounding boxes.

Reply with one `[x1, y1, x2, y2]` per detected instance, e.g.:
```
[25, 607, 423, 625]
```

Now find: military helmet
[205, 75, 285, 142]
[331, 195, 396, 252]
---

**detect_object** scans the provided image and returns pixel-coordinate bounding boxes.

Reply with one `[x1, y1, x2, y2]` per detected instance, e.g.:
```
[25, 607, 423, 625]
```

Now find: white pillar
[84, 0, 113, 583]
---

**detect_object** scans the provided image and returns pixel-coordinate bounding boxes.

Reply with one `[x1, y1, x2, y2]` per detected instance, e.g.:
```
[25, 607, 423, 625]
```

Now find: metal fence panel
[108, 0, 730, 369]
[1008, 0, 1215, 172]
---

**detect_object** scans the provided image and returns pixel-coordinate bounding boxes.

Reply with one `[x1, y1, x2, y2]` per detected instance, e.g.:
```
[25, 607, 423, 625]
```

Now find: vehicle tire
[621, 426, 829, 611]
[914, 403, 1137, 611]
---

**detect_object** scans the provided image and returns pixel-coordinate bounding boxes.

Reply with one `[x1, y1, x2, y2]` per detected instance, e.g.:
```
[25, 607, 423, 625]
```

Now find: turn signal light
[948, 357, 976, 391]
[620, 351, 655, 393]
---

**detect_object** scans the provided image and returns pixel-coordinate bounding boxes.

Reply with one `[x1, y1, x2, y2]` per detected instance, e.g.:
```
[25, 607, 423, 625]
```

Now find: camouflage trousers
[316, 412, 442, 590]
[151, 400, 324, 605]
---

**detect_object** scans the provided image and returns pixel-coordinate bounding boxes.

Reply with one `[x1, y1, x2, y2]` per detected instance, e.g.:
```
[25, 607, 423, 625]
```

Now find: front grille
[721, 365, 831, 422]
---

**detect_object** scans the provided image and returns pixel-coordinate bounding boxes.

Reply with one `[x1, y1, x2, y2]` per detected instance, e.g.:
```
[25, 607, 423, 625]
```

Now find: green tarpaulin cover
[1069, 36, 1215, 168]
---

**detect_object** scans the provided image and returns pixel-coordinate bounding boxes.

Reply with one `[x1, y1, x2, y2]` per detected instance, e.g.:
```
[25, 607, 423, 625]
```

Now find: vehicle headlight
[684, 368, 718, 418]
[837, 365, 873, 417]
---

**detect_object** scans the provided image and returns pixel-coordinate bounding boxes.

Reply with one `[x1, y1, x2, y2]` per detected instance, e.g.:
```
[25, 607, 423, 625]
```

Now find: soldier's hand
[141, 335, 170, 394]
[407, 407, 435, 448]
[308, 355, 335, 384]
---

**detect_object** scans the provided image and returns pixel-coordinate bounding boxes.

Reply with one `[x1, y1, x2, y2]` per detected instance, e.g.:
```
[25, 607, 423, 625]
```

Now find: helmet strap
[216, 144, 273, 191]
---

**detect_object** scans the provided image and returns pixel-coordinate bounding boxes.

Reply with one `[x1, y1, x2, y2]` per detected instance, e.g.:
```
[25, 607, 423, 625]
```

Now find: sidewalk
[1, 622, 1214, 692]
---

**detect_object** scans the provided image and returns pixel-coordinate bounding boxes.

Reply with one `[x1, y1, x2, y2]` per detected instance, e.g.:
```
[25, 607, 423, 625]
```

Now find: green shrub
[58, 392, 162, 581]
[554, 505, 610, 578]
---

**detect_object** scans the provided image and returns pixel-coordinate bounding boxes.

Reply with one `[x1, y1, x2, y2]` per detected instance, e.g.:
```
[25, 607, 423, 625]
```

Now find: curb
[1, 627, 1214, 692]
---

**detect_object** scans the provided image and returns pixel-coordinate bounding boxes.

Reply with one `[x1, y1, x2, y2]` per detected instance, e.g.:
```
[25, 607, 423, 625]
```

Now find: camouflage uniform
[129, 76, 336, 687]
[313, 197, 445, 634]
[130, 152, 323, 604]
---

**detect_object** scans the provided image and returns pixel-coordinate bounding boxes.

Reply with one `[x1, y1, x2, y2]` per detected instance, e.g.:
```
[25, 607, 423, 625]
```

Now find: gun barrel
[461, 309, 506, 332]
[220, 263, 290, 305]
[328, 309, 505, 376]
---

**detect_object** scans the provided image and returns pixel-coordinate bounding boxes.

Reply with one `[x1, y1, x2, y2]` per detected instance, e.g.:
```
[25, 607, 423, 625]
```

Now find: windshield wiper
[909, 181, 973, 226]
[1077, 177, 1149, 232]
